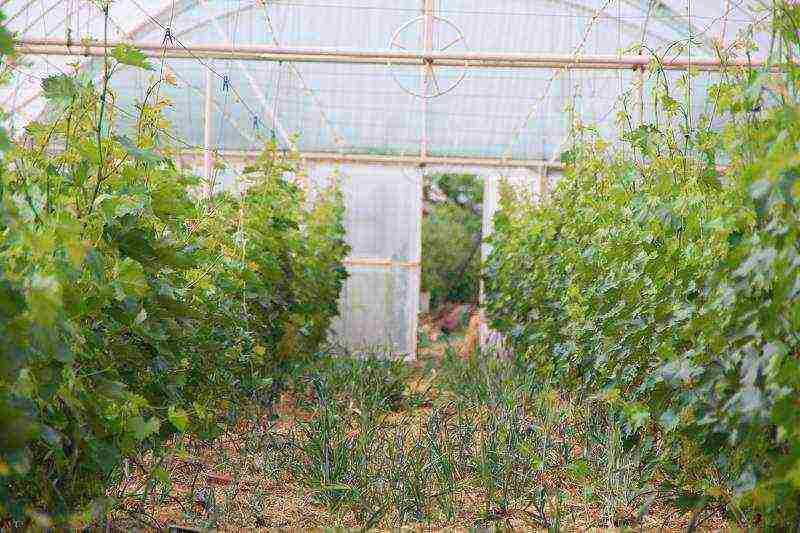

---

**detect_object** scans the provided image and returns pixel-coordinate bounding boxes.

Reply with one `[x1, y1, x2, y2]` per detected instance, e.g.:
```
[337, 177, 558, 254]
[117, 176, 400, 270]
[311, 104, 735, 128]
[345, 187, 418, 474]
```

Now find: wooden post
[636, 67, 645, 124]
[203, 66, 213, 194]
[420, 0, 435, 159]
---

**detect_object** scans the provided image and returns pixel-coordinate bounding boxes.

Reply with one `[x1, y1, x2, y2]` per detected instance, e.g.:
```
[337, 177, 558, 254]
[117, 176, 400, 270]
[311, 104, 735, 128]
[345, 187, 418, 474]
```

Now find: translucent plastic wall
[306, 163, 423, 358]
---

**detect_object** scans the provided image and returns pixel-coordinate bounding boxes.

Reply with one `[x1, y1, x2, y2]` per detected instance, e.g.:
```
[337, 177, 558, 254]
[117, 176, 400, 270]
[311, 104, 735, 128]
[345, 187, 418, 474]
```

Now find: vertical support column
[687, 0, 693, 132]
[478, 172, 496, 348]
[413, 0, 436, 359]
[409, 165, 423, 361]
[203, 65, 214, 194]
[538, 164, 549, 199]
[720, 0, 731, 47]
[636, 67, 645, 125]
[420, 0, 435, 159]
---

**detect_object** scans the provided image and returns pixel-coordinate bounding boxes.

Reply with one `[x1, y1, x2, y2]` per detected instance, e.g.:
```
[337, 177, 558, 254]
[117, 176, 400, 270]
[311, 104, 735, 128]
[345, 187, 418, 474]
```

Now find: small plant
[103, 347, 729, 529]
[293, 353, 415, 413]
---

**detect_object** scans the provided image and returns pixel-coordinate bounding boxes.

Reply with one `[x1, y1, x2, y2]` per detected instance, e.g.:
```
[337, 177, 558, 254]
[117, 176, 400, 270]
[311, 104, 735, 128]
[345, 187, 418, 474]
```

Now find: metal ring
[386, 15, 468, 99]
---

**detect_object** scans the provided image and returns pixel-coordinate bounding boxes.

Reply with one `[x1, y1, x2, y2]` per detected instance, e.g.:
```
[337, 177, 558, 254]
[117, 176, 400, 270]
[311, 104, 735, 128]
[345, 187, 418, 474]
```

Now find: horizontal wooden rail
[177, 149, 565, 170]
[15, 38, 771, 71]
[344, 258, 420, 268]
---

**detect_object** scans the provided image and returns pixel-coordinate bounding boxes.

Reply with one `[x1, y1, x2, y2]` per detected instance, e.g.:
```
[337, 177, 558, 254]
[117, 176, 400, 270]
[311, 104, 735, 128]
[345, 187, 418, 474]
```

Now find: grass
[108, 336, 730, 531]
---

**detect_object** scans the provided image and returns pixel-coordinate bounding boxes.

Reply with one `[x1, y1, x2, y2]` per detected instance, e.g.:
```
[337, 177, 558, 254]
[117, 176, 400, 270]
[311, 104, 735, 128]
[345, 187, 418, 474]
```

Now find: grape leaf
[114, 134, 164, 165]
[42, 75, 78, 105]
[129, 416, 160, 441]
[168, 406, 189, 432]
[111, 44, 154, 71]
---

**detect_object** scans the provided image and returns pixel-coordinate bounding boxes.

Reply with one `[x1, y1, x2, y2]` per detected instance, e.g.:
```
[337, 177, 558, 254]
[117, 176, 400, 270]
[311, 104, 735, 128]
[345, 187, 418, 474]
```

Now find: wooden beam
[176, 149, 564, 169]
[15, 38, 770, 71]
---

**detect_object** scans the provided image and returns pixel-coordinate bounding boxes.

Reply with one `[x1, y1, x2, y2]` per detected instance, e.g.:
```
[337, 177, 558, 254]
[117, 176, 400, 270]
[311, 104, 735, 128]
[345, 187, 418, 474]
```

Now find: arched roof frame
[4, 0, 294, 145]
[1, 0, 753, 160]
[4, 0, 690, 118]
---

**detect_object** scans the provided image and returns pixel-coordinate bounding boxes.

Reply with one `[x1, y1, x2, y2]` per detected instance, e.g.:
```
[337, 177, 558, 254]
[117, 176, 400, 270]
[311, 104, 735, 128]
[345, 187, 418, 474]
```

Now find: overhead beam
[176, 149, 565, 170]
[16, 38, 769, 71]
[203, 66, 213, 187]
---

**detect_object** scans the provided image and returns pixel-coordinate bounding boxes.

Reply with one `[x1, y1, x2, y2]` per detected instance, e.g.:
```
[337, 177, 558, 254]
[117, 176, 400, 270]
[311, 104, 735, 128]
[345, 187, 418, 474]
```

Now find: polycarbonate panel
[105, 59, 424, 155]
[341, 165, 421, 262]
[426, 68, 630, 159]
[334, 264, 420, 357]
[307, 163, 422, 358]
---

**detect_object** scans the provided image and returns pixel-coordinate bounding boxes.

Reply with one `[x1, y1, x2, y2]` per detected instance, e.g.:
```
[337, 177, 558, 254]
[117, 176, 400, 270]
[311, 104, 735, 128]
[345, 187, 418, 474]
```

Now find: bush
[421, 173, 482, 308]
[485, 44, 800, 527]
[0, 9, 41, 525]
[0, 68, 347, 524]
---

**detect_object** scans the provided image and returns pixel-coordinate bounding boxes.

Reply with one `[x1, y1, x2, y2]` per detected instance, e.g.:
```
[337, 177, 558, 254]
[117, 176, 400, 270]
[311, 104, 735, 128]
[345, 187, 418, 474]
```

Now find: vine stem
[86, 1, 110, 220]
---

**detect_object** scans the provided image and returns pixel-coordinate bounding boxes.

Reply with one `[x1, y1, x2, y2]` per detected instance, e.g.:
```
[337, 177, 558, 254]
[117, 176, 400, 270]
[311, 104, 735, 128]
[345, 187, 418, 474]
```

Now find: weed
[108, 348, 732, 530]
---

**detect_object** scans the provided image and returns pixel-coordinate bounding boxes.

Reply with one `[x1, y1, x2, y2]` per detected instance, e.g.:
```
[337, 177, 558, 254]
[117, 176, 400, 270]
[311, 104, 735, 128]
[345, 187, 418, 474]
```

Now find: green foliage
[0, 11, 13, 58]
[422, 174, 482, 307]
[160, 349, 686, 530]
[0, 68, 347, 524]
[110, 44, 155, 71]
[292, 354, 416, 412]
[484, 32, 800, 527]
[0, 9, 35, 521]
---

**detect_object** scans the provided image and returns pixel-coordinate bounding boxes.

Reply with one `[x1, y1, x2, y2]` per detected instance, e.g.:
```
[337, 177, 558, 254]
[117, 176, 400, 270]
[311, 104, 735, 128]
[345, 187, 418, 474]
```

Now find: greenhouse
[3, 0, 768, 358]
[1, 0, 799, 529]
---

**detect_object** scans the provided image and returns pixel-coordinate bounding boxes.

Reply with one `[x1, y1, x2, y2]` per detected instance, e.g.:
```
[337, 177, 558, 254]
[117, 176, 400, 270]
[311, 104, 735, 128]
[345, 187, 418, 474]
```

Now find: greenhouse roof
[3, 0, 768, 164]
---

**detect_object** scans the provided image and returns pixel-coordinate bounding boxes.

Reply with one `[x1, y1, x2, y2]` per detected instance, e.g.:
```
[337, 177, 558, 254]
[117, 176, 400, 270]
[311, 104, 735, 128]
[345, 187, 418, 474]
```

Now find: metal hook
[162, 27, 174, 47]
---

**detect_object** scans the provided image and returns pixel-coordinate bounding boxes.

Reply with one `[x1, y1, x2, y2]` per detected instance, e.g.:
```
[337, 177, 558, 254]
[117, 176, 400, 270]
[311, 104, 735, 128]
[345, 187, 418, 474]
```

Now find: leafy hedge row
[0, 67, 348, 524]
[422, 173, 483, 308]
[485, 54, 800, 526]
